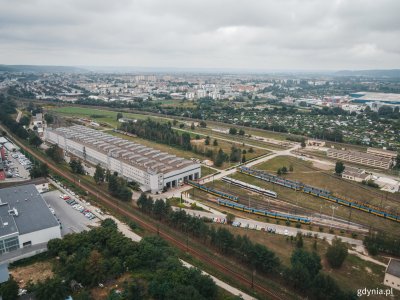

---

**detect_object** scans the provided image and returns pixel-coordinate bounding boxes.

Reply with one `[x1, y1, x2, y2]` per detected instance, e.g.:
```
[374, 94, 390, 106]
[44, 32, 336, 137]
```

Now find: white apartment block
[45, 126, 201, 193]
[327, 148, 392, 170]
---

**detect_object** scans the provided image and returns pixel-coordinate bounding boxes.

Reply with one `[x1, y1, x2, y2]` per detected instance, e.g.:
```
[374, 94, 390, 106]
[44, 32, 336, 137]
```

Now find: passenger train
[239, 166, 400, 223]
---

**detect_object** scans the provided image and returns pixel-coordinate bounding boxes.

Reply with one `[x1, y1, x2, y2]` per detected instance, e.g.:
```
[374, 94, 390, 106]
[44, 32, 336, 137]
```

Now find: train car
[238, 167, 302, 191]
[217, 199, 311, 225]
[221, 177, 277, 198]
[187, 180, 239, 202]
[239, 167, 400, 223]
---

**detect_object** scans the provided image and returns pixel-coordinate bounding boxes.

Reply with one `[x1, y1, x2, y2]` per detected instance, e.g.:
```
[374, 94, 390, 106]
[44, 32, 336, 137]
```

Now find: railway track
[3, 128, 285, 300]
[213, 182, 310, 216]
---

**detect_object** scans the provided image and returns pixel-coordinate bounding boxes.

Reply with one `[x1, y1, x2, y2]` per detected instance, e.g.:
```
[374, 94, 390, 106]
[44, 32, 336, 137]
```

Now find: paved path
[15, 109, 22, 123]
[49, 180, 255, 298]
[180, 260, 257, 300]
[178, 207, 388, 268]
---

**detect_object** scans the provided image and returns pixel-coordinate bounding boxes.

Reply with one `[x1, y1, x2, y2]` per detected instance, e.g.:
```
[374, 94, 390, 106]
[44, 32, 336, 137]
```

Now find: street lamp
[330, 205, 338, 229]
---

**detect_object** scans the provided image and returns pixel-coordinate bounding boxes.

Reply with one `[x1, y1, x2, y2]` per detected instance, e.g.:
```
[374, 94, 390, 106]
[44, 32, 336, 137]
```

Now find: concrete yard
[42, 190, 98, 235]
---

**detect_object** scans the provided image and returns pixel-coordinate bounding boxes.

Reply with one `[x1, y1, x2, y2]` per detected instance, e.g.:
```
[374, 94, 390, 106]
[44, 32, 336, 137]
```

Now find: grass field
[49, 106, 171, 127]
[50, 106, 288, 151]
[231, 156, 400, 236]
[212, 224, 393, 299]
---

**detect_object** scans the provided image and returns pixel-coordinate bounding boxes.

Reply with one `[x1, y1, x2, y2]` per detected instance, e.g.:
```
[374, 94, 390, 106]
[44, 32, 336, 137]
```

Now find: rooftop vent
[8, 207, 19, 217]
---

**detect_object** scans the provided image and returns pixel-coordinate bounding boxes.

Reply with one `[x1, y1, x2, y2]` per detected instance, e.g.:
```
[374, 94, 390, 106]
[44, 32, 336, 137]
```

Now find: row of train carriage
[239, 166, 400, 223]
[186, 180, 311, 224]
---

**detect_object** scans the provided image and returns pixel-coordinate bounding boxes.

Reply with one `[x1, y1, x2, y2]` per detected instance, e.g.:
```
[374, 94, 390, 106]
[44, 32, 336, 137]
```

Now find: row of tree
[136, 193, 354, 299]
[364, 231, 400, 256]
[15, 219, 218, 300]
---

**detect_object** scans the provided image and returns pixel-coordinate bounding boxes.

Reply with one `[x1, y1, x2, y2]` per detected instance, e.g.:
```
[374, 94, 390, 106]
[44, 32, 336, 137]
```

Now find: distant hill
[335, 69, 400, 78]
[0, 64, 88, 73]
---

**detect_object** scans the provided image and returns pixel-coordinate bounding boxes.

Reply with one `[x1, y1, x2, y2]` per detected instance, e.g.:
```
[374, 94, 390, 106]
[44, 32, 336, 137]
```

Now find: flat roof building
[384, 258, 400, 291]
[45, 125, 201, 193]
[0, 184, 61, 256]
[327, 148, 392, 170]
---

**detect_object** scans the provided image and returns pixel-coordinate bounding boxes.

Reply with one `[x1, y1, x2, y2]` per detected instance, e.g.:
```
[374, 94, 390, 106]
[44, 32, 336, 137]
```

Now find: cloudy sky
[0, 0, 399, 70]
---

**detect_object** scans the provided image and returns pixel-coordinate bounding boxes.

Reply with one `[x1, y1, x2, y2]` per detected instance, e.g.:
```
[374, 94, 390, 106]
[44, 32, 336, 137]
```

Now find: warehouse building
[45, 125, 201, 193]
[327, 148, 392, 169]
[0, 184, 61, 255]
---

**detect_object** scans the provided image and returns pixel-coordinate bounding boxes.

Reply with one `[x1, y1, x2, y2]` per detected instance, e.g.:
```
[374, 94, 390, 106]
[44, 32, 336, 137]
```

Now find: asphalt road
[42, 190, 97, 235]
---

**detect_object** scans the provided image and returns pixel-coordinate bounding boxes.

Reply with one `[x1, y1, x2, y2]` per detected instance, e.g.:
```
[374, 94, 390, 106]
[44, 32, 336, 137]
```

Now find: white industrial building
[45, 125, 201, 193]
[0, 184, 61, 255]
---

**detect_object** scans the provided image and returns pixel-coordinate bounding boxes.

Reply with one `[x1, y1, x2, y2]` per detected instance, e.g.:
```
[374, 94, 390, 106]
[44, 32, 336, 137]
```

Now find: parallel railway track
[2, 126, 285, 300]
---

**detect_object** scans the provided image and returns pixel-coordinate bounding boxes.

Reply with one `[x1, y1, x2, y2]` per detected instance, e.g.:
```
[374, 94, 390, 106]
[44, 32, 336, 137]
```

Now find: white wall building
[45, 126, 201, 193]
[0, 185, 61, 255]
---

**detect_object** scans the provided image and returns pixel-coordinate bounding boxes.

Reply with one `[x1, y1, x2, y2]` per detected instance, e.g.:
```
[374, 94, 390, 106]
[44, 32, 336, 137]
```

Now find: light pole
[330, 205, 338, 230]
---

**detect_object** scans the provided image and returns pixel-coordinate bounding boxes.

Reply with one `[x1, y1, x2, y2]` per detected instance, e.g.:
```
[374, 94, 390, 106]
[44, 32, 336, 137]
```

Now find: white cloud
[0, 0, 399, 70]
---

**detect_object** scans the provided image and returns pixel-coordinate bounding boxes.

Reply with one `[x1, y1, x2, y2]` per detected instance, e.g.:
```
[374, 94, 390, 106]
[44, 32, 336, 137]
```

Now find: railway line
[3, 127, 285, 300]
[239, 166, 400, 223]
[188, 180, 311, 223]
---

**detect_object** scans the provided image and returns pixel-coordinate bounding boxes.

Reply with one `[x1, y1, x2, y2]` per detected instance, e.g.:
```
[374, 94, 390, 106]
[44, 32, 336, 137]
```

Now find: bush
[326, 237, 348, 268]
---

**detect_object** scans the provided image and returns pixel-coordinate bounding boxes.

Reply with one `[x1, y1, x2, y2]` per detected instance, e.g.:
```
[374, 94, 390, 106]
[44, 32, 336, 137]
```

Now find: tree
[116, 112, 123, 120]
[226, 213, 235, 224]
[199, 121, 207, 128]
[229, 146, 242, 162]
[70, 159, 85, 174]
[204, 136, 210, 145]
[291, 249, 322, 279]
[94, 164, 105, 184]
[0, 276, 19, 300]
[101, 218, 118, 230]
[335, 161, 345, 175]
[213, 139, 218, 146]
[301, 140, 306, 148]
[153, 199, 167, 220]
[190, 122, 195, 130]
[45, 144, 63, 163]
[30, 162, 49, 178]
[179, 123, 184, 128]
[296, 232, 304, 248]
[229, 128, 237, 135]
[19, 115, 31, 126]
[241, 155, 246, 163]
[238, 129, 245, 136]
[44, 114, 54, 124]
[214, 148, 227, 167]
[28, 132, 43, 148]
[34, 277, 69, 300]
[326, 237, 348, 268]
[281, 166, 288, 174]
[248, 147, 254, 153]
[172, 119, 178, 126]
[277, 168, 282, 175]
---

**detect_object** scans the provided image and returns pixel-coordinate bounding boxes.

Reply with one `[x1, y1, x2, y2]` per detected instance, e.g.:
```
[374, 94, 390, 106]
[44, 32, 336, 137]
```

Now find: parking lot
[2, 151, 31, 180]
[42, 190, 99, 235]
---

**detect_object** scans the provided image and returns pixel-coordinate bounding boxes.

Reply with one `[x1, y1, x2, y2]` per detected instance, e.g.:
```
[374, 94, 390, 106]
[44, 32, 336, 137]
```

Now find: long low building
[327, 148, 392, 169]
[367, 147, 398, 160]
[0, 184, 61, 255]
[45, 125, 201, 193]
